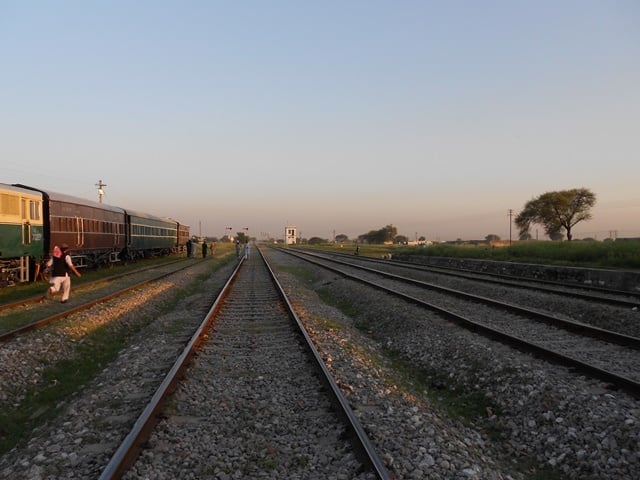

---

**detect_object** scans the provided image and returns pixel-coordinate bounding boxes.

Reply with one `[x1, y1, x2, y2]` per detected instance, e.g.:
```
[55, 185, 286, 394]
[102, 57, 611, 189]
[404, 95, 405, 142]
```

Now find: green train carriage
[0, 183, 45, 285]
[124, 210, 178, 260]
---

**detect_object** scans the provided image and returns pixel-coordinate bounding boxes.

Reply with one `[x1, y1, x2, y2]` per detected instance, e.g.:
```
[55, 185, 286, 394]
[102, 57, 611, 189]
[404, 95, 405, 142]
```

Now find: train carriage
[124, 210, 178, 260]
[2, 182, 190, 286]
[14, 185, 127, 268]
[177, 222, 190, 253]
[0, 183, 45, 284]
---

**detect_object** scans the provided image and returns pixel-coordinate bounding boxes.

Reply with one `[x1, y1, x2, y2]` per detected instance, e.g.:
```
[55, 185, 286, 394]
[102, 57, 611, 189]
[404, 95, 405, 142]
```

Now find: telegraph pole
[508, 209, 513, 246]
[96, 180, 107, 203]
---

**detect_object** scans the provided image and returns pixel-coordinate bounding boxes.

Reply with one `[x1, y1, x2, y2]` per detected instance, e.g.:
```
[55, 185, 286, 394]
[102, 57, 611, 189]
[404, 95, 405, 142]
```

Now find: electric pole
[508, 209, 513, 246]
[96, 180, 107, 203]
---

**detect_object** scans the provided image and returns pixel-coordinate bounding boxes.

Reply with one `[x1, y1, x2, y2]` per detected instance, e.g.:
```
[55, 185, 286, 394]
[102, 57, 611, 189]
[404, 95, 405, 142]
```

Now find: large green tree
[515, 188, 596, 241]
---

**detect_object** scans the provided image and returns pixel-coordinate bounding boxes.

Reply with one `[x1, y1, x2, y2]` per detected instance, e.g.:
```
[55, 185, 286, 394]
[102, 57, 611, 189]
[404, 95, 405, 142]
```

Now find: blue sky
[2, 1, 639, 241]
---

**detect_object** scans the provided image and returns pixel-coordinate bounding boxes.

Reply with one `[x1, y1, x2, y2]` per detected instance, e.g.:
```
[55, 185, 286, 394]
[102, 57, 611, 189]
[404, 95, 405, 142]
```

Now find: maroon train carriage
[177, 222, 190, 254]
[15, 185, 127, 269]
[5, 184, 191, 285]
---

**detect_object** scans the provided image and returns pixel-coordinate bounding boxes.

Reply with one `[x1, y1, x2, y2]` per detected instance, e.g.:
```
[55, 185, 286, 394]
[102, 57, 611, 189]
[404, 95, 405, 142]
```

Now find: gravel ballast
[1, 250, 638, 479]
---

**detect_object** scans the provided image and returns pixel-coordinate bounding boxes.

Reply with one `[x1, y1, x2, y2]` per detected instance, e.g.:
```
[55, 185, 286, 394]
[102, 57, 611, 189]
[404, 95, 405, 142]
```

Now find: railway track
[101, 248, 389, 479]
[281, 248, 640, 398]
[0, 258, 206, 341]
[0, 257, 190, 313]
[315, 249, 640, 308]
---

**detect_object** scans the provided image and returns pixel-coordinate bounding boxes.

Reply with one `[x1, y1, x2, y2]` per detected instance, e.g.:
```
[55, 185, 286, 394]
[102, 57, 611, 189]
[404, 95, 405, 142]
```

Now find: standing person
[235, 240, 241, 258]
[186, 238, 192, 258]
[244, 241, 250, 259]
[202, 241, 208, 258]
[42, 244, 81, 303]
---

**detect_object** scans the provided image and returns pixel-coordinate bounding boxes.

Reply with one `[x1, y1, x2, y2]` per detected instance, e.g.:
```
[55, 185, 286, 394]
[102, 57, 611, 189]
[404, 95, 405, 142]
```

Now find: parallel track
[317, 249, 640, 308]
[0, 259, 203, 341]
[0, 258, 189, 313]
[281, 248, 640, 398]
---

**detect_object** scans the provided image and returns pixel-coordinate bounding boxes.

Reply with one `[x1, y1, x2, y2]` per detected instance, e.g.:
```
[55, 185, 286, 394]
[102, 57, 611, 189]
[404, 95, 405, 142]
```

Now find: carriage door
[75, 216, 85, 247]
[20, 198, 31, 246]
[19, 198, 31, 282]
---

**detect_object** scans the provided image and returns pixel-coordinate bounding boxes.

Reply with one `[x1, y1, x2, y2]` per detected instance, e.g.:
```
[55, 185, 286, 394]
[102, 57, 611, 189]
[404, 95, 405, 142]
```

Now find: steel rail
[261, 247, 391, 480]
[98, 258, 244, 480]
[279, 248, 640, 399]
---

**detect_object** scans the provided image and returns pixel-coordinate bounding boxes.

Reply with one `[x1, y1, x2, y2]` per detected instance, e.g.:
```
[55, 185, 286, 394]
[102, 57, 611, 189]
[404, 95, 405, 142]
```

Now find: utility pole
[96, 180, 107, 203]
[507, 209, 513, 246]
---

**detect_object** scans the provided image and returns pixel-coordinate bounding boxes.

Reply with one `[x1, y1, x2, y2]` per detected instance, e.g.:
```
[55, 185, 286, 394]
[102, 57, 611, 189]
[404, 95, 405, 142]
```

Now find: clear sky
[2, 1, 639, 242]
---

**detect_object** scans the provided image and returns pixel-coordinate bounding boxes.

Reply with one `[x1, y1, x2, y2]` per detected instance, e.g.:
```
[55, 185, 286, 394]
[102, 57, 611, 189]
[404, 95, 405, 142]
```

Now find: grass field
[295, 240, 640, 270]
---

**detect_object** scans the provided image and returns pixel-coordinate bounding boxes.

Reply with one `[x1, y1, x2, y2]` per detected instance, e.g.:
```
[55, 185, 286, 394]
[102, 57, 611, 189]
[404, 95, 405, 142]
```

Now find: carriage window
[29, 200, 41, 220]
[0, 194, 20, 215]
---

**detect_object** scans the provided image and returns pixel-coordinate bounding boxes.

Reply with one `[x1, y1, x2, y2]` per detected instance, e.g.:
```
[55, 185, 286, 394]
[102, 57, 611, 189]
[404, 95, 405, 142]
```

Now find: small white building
[285, 226, 297, 245]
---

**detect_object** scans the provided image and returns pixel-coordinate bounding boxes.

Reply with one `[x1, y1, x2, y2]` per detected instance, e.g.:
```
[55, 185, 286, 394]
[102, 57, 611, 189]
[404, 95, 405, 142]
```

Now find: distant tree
[519, 231, 532, 241]
[395, 235, 408, 244]
[548, 230, 564, 241]
[358, 224, 397, 244]
[418, 236, 426, 242]
[335, 234, 349, 243]
[485, 234, 501, 242]
[384, 225, 398, 243]
[515, 188, 596, 241]
[308, 237, 327, 245]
